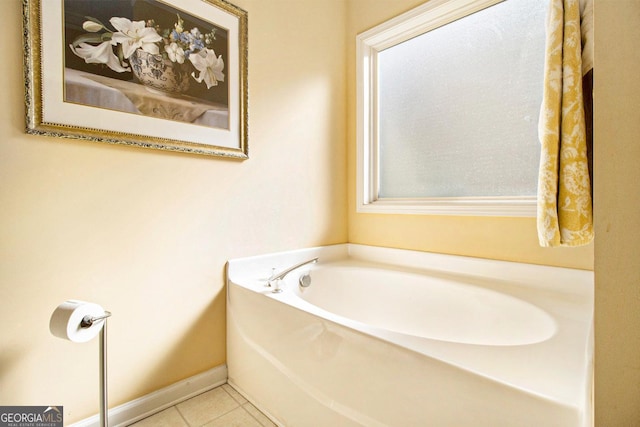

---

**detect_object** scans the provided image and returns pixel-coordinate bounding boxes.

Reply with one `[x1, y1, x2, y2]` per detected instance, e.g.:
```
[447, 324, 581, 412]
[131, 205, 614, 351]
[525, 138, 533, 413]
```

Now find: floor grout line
[240, 403, 265, 427]
[174, 404, 191, 427]
[194, 386, 241, 427]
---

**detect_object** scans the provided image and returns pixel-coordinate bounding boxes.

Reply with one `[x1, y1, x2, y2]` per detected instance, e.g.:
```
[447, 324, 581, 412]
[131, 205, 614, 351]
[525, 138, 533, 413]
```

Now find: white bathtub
[226, 244, 593, 426]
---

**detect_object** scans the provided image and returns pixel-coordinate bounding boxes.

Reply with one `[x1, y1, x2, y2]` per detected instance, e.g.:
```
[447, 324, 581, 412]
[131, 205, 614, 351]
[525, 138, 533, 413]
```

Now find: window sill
[357, 197, 537, 217]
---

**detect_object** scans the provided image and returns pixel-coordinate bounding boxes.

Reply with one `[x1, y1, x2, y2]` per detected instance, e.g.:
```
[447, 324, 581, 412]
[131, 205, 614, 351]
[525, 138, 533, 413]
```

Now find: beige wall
[345, 0, 593, 270]
[594, 0, 640, 424]
[0, 0, 346, 423]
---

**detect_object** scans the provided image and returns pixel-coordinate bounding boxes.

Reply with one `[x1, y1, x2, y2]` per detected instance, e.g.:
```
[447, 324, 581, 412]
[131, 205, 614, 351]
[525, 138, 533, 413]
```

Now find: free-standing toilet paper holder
[81, 311, 112, 427]
[50, 302, 112, 426]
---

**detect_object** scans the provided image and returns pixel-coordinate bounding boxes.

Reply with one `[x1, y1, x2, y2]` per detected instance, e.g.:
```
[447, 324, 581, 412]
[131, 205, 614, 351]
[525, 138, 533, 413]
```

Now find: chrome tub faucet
[268, 257, 318, 293]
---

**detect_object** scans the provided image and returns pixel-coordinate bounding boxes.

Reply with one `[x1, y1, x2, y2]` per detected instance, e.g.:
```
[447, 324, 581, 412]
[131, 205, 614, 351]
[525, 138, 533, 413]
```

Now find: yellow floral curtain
[537, 0, 594, 247]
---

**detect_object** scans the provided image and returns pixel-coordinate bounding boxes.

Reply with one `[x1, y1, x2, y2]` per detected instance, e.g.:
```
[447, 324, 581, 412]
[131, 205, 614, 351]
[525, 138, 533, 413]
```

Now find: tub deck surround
[226, 244, 594, 426]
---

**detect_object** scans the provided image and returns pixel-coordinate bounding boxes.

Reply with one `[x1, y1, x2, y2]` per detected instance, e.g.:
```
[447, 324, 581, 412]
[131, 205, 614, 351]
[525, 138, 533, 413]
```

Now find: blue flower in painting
[192, 39, 205, 51]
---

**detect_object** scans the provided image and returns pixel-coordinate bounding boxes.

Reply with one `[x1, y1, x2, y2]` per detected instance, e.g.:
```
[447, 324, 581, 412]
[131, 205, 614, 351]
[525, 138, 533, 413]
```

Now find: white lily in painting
[82, 20, 104, 32]
[109, 17, 162, 59]
[69, 41, 131, 73]
[189, 48, 225, 89]
[165, 42, 185, 64]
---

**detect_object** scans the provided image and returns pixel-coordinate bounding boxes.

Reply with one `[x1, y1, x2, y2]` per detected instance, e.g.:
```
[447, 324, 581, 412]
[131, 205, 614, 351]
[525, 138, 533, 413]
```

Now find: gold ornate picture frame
[23, 0, 248, 159]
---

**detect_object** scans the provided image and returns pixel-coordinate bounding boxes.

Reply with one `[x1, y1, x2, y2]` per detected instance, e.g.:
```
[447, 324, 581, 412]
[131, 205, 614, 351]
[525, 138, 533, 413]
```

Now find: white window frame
[356, 0, 537, 217]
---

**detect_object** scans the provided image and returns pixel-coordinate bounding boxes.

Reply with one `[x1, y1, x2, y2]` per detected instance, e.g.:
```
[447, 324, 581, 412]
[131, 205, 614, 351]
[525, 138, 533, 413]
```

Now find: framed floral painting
[23, 0, 248, 159]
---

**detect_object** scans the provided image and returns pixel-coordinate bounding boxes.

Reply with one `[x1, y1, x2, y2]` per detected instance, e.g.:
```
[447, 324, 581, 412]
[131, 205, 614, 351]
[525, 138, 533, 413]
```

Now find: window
[356, 0, 547, 216]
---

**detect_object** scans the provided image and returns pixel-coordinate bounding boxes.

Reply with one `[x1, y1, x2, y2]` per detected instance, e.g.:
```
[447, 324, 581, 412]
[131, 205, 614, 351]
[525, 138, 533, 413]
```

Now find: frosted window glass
[377, 0, 547, 198]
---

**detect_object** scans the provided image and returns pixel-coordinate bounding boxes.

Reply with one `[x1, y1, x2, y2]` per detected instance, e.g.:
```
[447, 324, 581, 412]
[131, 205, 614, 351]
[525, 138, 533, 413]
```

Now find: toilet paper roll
[50, 300, 106, 343]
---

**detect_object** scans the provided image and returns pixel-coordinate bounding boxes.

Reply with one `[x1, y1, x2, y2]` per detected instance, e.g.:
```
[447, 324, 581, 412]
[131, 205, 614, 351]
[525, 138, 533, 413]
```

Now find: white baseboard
[69, 365, 227, 427]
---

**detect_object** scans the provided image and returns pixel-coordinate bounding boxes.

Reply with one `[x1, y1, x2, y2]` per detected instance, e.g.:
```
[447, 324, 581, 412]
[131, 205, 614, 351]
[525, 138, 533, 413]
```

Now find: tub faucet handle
[269, 278, 284, 293]
[265, 268, 276, 287]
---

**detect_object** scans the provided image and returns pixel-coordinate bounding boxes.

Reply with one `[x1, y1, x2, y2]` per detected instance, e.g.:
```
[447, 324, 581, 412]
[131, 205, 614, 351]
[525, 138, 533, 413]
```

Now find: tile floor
[128, 383, 276, 427]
